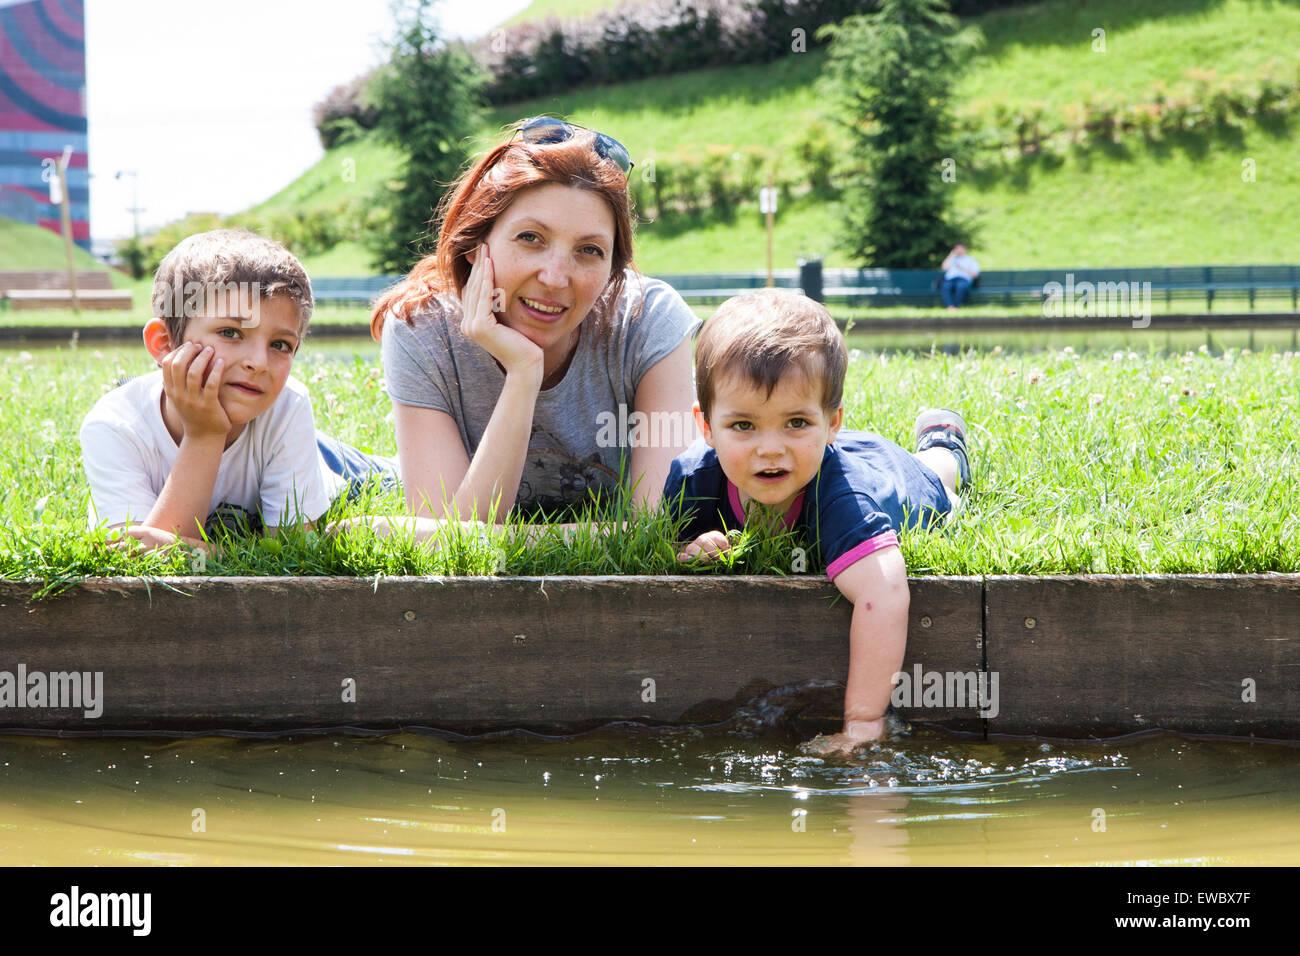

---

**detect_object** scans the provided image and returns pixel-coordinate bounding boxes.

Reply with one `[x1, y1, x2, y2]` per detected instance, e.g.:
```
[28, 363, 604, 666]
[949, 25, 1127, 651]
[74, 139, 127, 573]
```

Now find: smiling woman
[370, 118, 700, 522]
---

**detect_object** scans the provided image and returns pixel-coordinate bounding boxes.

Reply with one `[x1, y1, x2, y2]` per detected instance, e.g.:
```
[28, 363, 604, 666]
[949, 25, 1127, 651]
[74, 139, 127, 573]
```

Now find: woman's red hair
[370, 124, 637, 341]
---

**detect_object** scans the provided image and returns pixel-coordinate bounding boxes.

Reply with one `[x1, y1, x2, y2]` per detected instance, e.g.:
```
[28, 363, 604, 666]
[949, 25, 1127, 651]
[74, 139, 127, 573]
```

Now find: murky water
[2, 719, 1295, 866]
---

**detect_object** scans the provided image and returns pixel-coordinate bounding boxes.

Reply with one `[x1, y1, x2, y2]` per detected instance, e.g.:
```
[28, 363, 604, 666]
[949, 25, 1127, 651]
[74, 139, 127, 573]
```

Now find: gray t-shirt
[382, 270, 700, 515]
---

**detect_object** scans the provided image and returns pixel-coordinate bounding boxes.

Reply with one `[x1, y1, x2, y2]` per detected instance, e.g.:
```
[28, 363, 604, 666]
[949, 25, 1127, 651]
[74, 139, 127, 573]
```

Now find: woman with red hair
[371, 118, 698, 522]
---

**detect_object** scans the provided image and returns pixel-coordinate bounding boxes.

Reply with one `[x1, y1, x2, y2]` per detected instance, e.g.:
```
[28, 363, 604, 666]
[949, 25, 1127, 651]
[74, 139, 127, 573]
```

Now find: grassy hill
[136, 0, 1300, 276]
[499, 0, 621, 28]
[0, 218, 127, 279]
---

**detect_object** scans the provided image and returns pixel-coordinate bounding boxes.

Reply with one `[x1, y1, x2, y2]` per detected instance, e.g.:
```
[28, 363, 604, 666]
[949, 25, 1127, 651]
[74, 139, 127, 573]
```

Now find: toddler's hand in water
[800, 719, 886, 758]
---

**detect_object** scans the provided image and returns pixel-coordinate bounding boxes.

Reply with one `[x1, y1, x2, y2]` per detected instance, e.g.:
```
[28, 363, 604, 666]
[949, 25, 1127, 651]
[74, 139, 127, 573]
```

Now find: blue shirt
[944, 254, 979, 281]
[663, 430, 952, 579]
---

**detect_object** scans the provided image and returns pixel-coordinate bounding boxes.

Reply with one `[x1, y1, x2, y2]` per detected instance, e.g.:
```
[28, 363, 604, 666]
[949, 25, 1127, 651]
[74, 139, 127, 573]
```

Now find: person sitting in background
[940, 244, 980, 309]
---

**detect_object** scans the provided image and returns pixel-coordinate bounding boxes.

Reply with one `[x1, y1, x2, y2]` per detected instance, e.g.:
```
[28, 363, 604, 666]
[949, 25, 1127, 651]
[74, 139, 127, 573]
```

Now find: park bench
[311, 275, 404, 306]
[649, 271, 802, 303]
[0, 270, 132, 311]
[819, 265, 1300, 310]
[289, 266, 1300, 312]
[308, 272, 807, 307]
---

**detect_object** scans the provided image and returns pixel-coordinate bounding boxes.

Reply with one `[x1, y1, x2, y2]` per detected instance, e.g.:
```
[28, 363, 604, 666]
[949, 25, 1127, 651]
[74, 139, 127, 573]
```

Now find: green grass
[484, 48, 828, 160]
[498, 0, 1300, 112]
[499, 0, 623, 28]
[963, 0, 1300, 113]
[2, 337, 1297, 593]
[0, 219, 129, 282]
[632, 192, 845, 271]
[298, 240, 380, 278]
[245, 136, 402, 219]
[959, 119, 1300, 267]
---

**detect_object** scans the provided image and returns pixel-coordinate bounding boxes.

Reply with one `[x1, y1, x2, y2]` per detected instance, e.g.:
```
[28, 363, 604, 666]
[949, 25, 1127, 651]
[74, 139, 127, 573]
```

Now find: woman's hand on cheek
[460, 243, 544, 379]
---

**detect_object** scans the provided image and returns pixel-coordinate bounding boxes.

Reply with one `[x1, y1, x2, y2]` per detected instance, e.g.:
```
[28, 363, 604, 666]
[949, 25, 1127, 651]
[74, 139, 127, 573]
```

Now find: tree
[116, 235, 148, 280]
[367, 0, 485, 274]
[819, 0, 981, 267]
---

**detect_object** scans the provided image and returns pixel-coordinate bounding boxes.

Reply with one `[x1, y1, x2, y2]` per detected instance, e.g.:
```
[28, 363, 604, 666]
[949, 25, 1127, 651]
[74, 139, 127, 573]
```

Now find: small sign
[759, 187, 777, 215]
[44, 161, 62, 204]
[42, 146, 73, 204]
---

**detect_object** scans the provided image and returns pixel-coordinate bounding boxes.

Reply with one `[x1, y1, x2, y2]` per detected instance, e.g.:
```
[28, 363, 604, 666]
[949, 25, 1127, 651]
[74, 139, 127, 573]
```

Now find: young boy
[664, 288, 971, 752]
[80, 229, 395, 553]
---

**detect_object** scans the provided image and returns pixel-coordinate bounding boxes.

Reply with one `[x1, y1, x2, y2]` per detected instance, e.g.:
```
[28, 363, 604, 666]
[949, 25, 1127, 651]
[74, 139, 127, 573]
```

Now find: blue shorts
[316, 431, 401, 503]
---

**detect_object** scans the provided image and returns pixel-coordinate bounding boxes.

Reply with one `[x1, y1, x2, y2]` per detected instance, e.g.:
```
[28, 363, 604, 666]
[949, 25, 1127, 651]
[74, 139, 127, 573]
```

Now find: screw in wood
[1025, 617, 1036, 629]
[920, 616, 933, 628]
[404, 610, 416, 621]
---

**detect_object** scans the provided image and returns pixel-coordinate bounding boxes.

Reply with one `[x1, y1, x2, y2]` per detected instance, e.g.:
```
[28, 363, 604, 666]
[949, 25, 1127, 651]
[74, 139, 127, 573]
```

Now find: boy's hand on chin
[162, 342, 232, 439]
[675, 530, 733, 563]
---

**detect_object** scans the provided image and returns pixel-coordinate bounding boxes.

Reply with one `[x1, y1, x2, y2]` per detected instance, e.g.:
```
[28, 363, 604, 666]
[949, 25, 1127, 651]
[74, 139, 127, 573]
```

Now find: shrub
[313, 75, 378, 149]
[793, 120, 838, 193]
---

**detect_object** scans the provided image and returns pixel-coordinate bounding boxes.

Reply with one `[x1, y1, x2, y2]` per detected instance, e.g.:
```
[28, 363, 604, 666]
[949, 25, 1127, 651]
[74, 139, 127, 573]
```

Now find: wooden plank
[8, 290, 132, 311]
[6, 574, 1298, 738]
[0, 271, 114, 292]
[3, 313, 1297, 344]
[0, 325, 145, 342]
[0, 324, 374, 343]
[835, 313, 1300, 334]
[0, 576, 982, 735]
[984, 574, 1300, 738]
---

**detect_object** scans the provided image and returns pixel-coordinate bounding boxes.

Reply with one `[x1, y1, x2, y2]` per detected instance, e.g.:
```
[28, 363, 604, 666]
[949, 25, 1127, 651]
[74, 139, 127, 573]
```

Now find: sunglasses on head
[515, 116, 634, 176]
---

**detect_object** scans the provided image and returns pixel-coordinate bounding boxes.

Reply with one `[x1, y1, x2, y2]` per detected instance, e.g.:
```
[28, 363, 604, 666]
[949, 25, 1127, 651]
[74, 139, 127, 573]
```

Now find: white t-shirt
[80, 371, 342, 531]
[944, 254, 980, 281]
[381, 271, 700, 515]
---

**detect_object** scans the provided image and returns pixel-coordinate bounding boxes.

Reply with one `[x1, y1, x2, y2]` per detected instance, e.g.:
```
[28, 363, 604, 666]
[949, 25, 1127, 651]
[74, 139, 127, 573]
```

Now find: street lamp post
[114, 169, 143, 242]
[115, 170, 146, 277]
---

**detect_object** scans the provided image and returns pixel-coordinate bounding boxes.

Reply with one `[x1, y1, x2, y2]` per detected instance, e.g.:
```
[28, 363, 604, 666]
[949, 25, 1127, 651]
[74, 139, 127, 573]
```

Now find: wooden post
[55, 145, 79, 314]
[764, 174, 775, 288]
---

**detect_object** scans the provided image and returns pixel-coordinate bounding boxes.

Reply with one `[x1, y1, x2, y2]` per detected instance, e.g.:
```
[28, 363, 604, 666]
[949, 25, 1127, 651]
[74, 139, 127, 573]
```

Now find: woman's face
[476, 182, 616, 370]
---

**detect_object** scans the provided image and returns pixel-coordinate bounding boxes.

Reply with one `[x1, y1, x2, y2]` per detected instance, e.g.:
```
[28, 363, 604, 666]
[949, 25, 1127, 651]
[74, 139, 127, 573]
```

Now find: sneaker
[914, 408, 971, 491]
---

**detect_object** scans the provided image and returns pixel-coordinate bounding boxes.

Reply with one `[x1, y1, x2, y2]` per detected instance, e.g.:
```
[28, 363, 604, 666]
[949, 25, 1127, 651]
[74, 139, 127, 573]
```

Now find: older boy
[80, 229, 394, 552]
[664, 289, 971, 751]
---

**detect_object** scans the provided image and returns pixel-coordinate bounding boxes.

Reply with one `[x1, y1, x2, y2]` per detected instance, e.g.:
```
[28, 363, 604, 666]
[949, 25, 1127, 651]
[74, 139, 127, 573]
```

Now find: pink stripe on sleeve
[826, 531, 899, 581]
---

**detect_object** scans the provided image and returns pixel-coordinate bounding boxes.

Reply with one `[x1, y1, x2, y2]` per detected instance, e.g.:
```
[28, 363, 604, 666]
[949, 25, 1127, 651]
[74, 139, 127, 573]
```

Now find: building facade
[0, 0, 89, 250]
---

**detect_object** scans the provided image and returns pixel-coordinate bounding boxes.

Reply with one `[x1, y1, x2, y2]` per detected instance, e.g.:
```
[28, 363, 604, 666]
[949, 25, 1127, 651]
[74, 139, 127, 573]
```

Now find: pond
[2, 720, 1295, 865]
